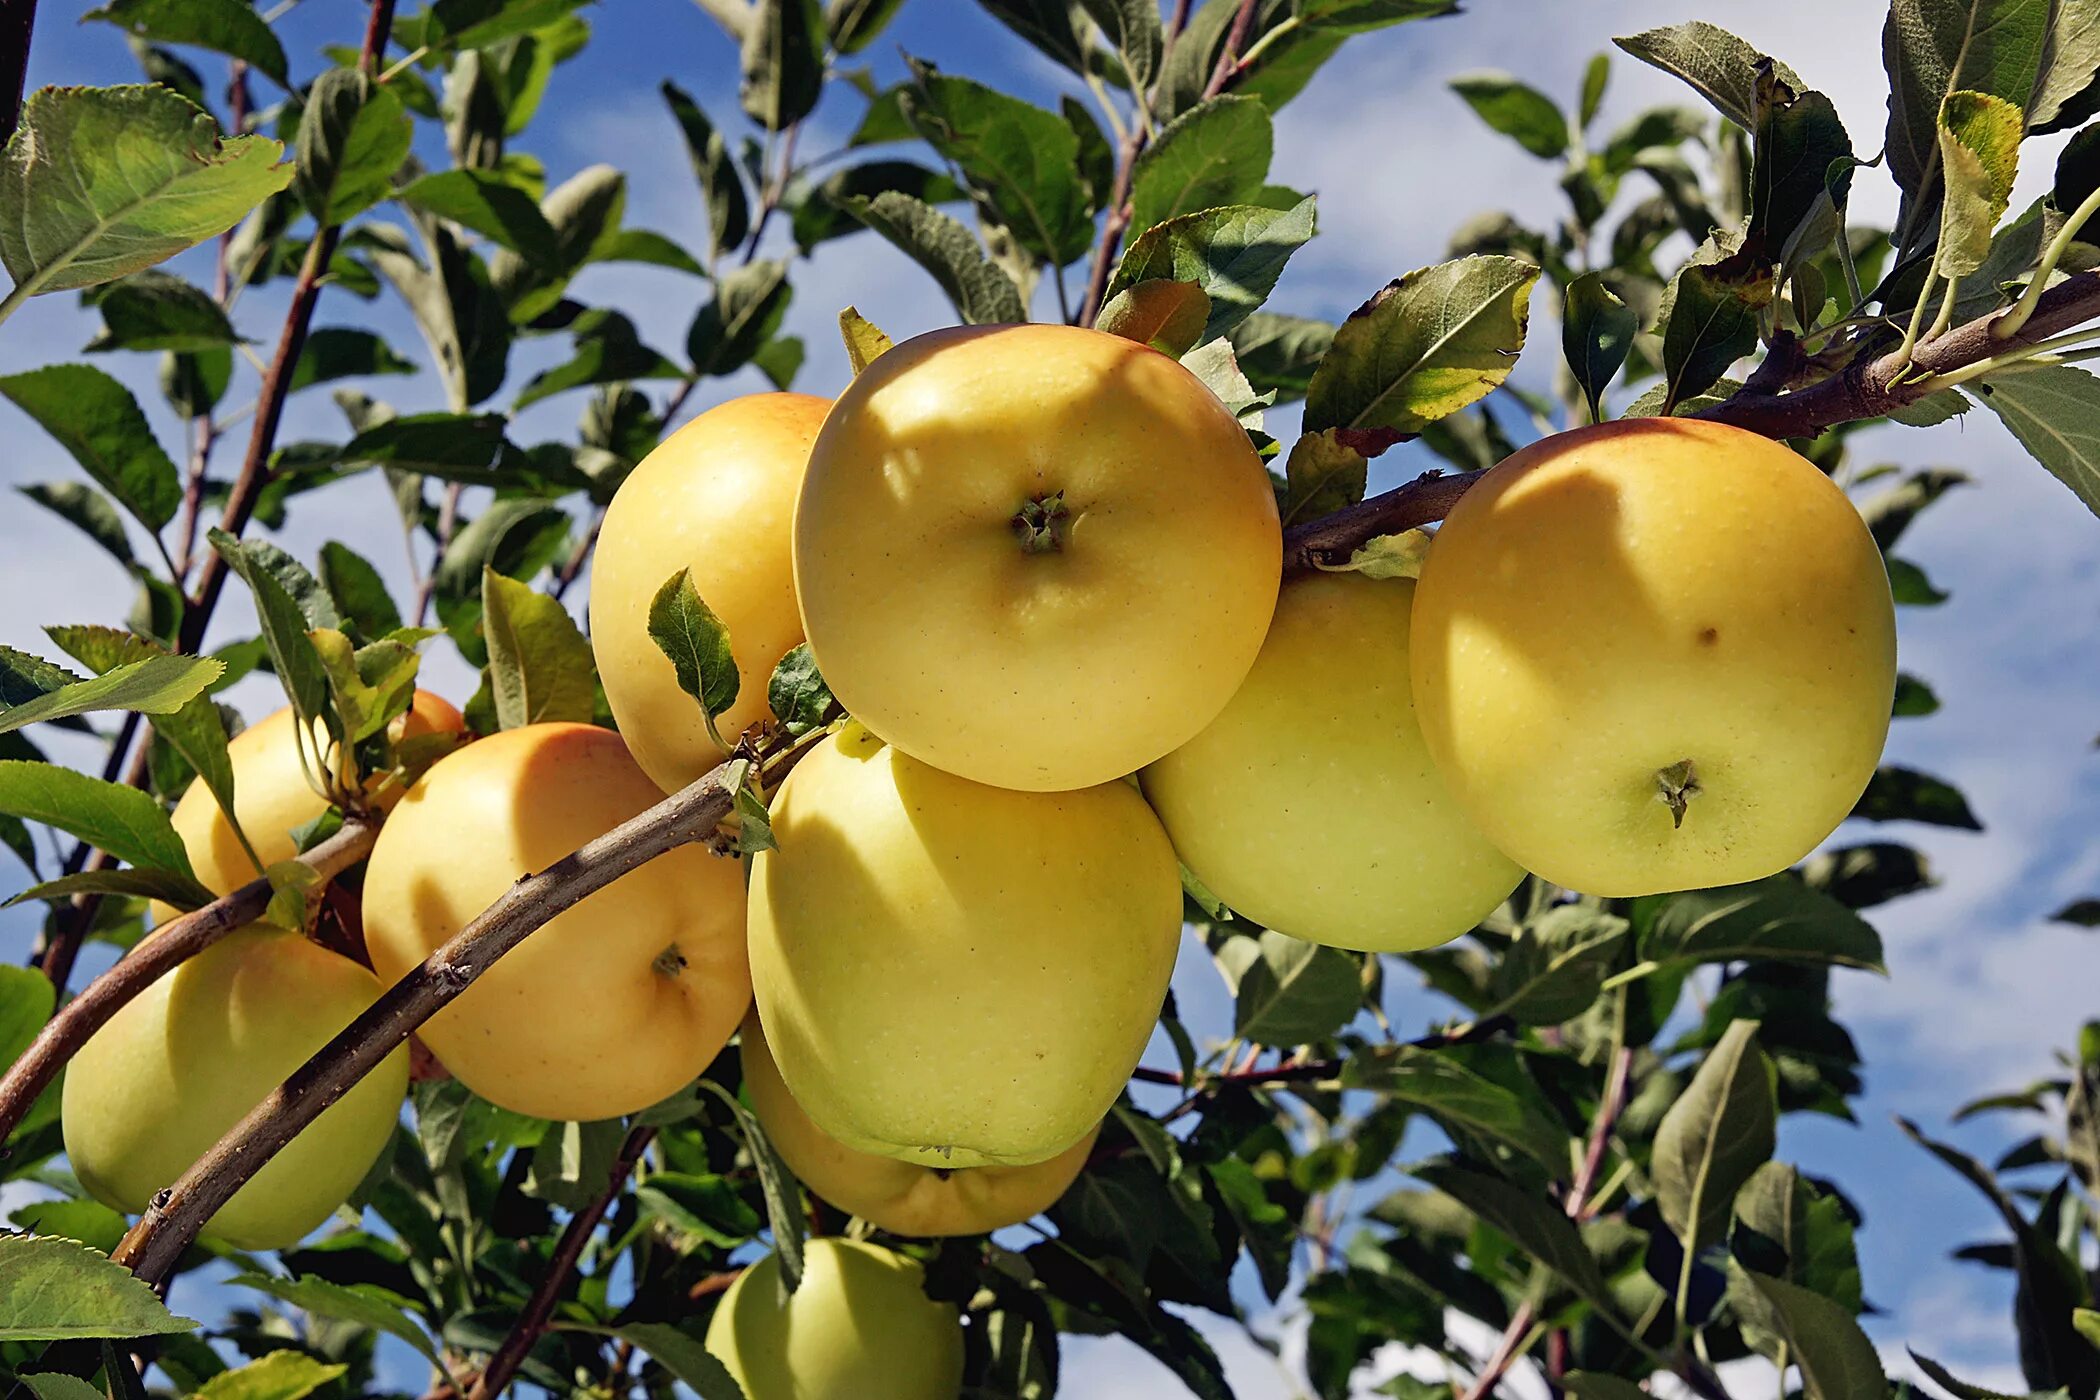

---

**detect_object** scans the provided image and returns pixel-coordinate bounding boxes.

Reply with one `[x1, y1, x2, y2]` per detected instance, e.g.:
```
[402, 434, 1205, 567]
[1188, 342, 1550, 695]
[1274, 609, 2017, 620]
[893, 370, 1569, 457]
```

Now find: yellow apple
[1410, 418, 1896, 897]
[152, 690, 464, 923]
[590, 393, 832, 793]
[792, 323, 1281, 792]
[360, 723, 749, 1121]
[739, 1013, 1097, 1236]
[747, 725, 1180, 1167]
[61, 926, 408, 1250]
[1141, 571, 1523, 951]
[705, 1237, 963, 1400]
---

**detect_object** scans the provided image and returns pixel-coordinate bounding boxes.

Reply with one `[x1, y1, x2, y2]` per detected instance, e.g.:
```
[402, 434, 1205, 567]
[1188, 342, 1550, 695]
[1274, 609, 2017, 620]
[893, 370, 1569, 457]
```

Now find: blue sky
[3, 2, 2098, 1396]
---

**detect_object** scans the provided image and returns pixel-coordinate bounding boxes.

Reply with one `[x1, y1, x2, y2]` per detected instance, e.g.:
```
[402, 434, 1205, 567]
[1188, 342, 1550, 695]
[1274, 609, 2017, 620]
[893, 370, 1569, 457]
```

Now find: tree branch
[465, 1123, 656, 1400]
[1460, 1298, 1539, 1400]
[110, 761, 751, 1283]
[0, 818, 380, 1147]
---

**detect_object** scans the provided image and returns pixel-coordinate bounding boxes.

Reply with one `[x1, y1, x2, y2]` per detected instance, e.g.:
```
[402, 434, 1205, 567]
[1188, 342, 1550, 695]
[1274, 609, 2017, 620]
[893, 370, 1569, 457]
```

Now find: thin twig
[465, 1124, 656, 1400]
[0, 819, 380, 1146]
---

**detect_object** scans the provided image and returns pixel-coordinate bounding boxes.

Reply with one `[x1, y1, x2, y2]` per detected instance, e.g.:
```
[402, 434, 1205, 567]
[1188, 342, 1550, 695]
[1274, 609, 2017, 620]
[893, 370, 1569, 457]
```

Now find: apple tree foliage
[2, 2, 2100, 1399]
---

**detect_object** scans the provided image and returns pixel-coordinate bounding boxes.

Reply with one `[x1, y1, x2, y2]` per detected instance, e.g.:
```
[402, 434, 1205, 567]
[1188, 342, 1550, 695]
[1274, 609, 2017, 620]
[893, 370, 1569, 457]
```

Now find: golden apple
[360, 723, 748, 1121]
[739, 1013, 1096, 1236]
[792, 323, 1281, 792]
[1410, 418, 1896, 897]
[1141, 571, 1523, 951]
[61, 926, 408, 1250]
[590, 393, 832, 793]
[705, 1237, 963, 1400]
[747, 725, 1180, 1167]
[153, 690, 464, 922]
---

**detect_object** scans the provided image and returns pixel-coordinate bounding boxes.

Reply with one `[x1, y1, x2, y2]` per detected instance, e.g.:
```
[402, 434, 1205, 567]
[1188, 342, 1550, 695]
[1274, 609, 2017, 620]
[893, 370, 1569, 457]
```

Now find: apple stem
[1654, 760, 1702, 830]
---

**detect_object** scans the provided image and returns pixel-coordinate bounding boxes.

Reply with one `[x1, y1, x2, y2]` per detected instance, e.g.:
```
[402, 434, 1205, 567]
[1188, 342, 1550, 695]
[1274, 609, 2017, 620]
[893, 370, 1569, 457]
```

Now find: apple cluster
[56, 322, 1896, 1400]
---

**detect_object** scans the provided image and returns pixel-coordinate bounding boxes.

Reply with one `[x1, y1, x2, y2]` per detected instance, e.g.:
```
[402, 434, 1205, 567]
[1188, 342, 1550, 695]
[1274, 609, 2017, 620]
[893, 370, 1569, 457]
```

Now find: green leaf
[1302, 254, 1537, 444]
[289, 328, 416, 395]
[415, 0, 590, 52]
[767, 644, 835, 737]
[1641, 877, 1887, 973]
[593, 227, 706, 276]
[85, 270, 238, 352]
[1341, 1045, 1568, 1172]
[1749, 77, 1854, 261]
[0, 1234, 199, 1340]
[637, 1171, 764, 1246]
[1732, 1162, 1862, 1314]
[2034, 1, 2100, 131]
[1976, 366, 2100, 520]
[399, 169, 562, 267]
[88, 0, 287, 85]
[843, 190, 1026, 325]
[1660, 258, 1768, 411]
[1562, 1375, 1651, 1400]
[1908, 1353, 2057, 1400]
[976, 0, 1089, 75]
[1129, 96, 1274, 237]
[1851, 765, 1983, 829]
[4, 866, 214, 912]
[1614, 21, 1800, 129]
[598, 1322, 747, 1400]
[1301, 0, 1461, 36]
[336, 412, 518, 483]
[1728, 1265, 1885, 1400]
[0, 84, 292, 297]
[1280, 430, 1367, 527]
[307, 629, 416, 745]
[661, 81, 749, 265]
[1094, 280, 1212, 357]
[688, 260, 794, 379]
[649, 568, 740, 739]
[1233, 929, 1361, 1045]
[902, 65, 1092, 266]
[1883, 0, 2049, 212]
[481, 568, 597, 730]
[697, 1080, 804, 1292]
[790, 159, 960, 252]
[1449, 71, 1568, 158]
[1082, 0, 1163, 89]
[1487, 905, 1630, 1024]
[1653, 1019, 1775, 1252]
[0, 760, 198, 881]
[2053, 898, 2100, 927]
[1562, 273, 1636, 422]
[828, 0, 905, 55]
[1800, 842, 1937, 910]
[227, 1274, 443, 1369]
[1108, 198, 1318, 343]
[0, 963, 56, 1072]
[519, 310, 679, 409]
[1412, 1160, 1619, 1317]
[209, 529, 333, 738]
[18, 482, 134, 568]
[0, 364, 181, 530]
[740, 0, 826, 132]
[1937, 90, 2024, 278]
[837, 307, 894, 377]
[0, 653, 221, 736]
[295, 68, 412, 227]
[18, 1376, 112, 1400]
[318, 541, 403, 641]
[1229, 312, 1334, 402]
[191, 1352, 347, 1400]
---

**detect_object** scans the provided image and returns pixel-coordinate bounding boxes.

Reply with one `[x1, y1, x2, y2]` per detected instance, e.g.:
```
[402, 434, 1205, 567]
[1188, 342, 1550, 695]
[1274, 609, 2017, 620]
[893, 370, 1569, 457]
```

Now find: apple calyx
[1654, 760, 1702, 830]
[1011, 491, 1071, 554]
[652, 944, 689, 978]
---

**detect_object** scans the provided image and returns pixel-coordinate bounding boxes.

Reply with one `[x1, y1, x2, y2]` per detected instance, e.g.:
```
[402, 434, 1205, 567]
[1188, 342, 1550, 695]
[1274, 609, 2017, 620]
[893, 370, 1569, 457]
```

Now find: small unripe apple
[704, 1237, 963, 1400]
[1142, 571, 1523, 950]
[747, 725, 1180, 1167]
[1410, 418, 1896, 897]
[740, 1013, 1096, 1236]
[793, 323, 1281, 791]
[360, 723, 749, 1121]
[590, 393, 831, 794]
[61, 926, 409, 1250]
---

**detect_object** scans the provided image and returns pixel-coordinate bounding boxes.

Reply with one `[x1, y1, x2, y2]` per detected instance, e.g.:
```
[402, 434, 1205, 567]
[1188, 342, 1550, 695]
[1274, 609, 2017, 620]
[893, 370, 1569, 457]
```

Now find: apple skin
[1141, 571, 1523, 951]
[747, 725, 1180, 1168]
[590, 393, 832, 793]
[739, 1013, 1097, 1236]
[1409, 418, 1897, 898]
[792, 323, 1280, 792]
[705, 1237, 963, 1400]
[360, 723, 749, 1121]
[150, 691, 464, 925]
[61, 926, 409, 1250]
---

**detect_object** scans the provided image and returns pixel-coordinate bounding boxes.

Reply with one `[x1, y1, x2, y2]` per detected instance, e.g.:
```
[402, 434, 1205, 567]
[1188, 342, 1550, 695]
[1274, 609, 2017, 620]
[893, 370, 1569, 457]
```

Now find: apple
[739, 1013, 1097, 1236]
[360, 723, 749, 1121]
[590, 393, 832, 793]
[747, 724, 1180, 1167]
[1409, 418, 1897, 897]
[152, 690, 464, 923]
[705, 1237, 963, 1400]
[1141, 571, 1523, 951]
[61, 926, 409, 1250]
[792, 323, 1281, 792]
